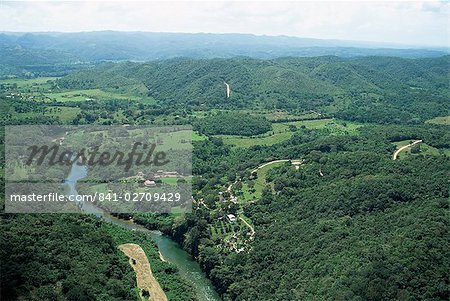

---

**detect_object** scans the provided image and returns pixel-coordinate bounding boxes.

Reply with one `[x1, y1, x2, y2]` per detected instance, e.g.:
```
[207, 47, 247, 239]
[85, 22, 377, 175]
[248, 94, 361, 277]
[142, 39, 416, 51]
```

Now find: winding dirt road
[392, 140, 422, 160]
[250, 159, 290, 174]
[225, 159, 300, 236]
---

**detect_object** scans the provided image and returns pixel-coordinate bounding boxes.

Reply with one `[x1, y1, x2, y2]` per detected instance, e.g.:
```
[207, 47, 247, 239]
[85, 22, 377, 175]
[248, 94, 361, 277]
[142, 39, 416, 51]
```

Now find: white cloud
[0, 0, 448, 47]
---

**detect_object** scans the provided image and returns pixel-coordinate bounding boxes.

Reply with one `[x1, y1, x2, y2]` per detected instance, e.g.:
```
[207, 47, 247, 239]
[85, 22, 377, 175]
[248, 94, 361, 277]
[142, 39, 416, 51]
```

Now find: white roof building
[144, 180, 156, 187]
[227, 214, 237, 222]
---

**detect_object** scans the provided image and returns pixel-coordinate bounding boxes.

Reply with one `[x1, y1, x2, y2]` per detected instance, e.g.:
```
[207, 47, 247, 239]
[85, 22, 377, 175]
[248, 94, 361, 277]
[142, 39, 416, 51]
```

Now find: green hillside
[56, 56, 450, 123]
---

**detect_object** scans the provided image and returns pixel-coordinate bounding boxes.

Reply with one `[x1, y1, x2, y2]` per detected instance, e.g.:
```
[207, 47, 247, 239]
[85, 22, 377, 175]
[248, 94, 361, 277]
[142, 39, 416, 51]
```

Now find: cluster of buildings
[137, 170, 179, 187]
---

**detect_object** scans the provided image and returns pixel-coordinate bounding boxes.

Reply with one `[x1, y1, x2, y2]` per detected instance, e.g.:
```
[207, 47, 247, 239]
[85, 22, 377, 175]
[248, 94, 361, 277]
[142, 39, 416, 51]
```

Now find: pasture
[426, 116, 450, 125]
[216, 118, 361, 148]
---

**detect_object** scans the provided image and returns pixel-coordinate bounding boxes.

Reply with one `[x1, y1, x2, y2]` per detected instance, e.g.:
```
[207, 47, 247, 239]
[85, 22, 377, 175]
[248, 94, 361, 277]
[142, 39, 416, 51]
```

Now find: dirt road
[392, 140, 422, 160]
[250, 159, 290, 174]
[239, 216, 255, 236]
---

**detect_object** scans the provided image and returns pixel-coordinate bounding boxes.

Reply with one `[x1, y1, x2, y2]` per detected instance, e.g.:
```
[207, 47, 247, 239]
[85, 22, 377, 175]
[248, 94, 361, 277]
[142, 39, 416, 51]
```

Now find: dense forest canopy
[0, 214, 195, 301]
[1, 214, 139, 301]
[166, 125, 450, 300]
[194, 112, 272, 136]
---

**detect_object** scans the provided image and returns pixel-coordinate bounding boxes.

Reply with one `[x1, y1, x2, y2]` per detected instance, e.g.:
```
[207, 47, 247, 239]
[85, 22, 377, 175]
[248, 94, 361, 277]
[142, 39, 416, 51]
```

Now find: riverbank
[119, 243, 168, 301]
[66, 160, 222, 301]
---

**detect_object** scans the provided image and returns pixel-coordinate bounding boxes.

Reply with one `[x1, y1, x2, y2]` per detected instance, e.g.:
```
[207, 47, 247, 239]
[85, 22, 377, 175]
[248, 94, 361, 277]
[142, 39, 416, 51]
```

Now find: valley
[1, 55, 449, 301]
[1, 0, 449, 299]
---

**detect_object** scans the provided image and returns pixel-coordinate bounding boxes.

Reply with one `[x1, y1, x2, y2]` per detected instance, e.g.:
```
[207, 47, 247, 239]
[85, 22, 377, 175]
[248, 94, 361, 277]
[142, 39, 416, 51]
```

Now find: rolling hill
[56, 56, 450, 123]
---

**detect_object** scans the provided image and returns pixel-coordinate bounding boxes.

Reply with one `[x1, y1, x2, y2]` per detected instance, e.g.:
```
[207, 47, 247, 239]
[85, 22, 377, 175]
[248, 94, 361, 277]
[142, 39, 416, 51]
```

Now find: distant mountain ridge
[1, 31, 448, 62]
[1, 31, 448, 78]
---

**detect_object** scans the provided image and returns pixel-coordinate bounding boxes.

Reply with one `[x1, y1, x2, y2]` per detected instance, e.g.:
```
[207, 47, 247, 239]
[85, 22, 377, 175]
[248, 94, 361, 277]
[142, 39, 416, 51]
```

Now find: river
[64, 161, 222, 301]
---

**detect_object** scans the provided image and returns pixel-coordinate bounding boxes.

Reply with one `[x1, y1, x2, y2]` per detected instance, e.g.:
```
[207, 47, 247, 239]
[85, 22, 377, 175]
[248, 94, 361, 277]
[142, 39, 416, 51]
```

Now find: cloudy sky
[0, 0, 448, 47]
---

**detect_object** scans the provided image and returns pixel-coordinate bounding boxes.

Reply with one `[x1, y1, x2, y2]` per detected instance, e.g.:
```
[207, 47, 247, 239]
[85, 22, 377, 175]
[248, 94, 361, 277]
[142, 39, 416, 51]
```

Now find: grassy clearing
[170, 206, 185, 215]
[155, 130, 193, 151]
[115, 128, 193, 151]
[239, 161, 287, 202]
[419, 144, 443, 156]
[192, 131, 208, 141]
[53, 107, 81, 121]
[425, 116, 450, 125]
[0, 77, 57, 88]
[161, 178, 178, 185]
[193, 109, 322, 121]
[7, 163, 31, 181]
[285, 119, 362, 133]
[215, 122, 293, 147]
[43, 88, 156, 104]
[263, 110, 322, 121]
[15, 106, 81, 122]
[286, 119, 332, 128]
[393, 140, 415, 149]
[2, 78, 156, 104]
[216, 131, 291, 148]
[392, 140, 449, 159]
[216, 118, 361, 148]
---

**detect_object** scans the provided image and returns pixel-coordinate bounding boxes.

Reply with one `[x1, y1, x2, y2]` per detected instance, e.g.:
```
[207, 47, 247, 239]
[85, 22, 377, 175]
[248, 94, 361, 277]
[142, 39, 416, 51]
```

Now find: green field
[2, 77, 157, 104]
[393, 140, 449, 158]
[192, 131, 208, 141]
[425, 116, 450, 125]
[239, 161, 289, 202]
[0, 77, 57, 88]
[216, 119, 361, 148]
[393, 140, 414, 149]
[15, 106, 81, 122]
[161, 177, 179, 185]
[263, 110, 323, 121]
[44, 88, 156, 104]
[215, 123, 292, 148]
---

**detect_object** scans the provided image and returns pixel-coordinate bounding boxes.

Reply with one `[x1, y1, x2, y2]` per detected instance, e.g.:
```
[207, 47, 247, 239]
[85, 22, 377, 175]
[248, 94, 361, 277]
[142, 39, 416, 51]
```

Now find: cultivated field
[119, 243, 168, 301]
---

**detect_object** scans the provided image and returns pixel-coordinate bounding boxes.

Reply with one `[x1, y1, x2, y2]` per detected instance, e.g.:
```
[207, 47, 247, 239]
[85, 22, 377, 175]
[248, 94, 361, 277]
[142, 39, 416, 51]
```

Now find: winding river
[64, 162, 222, 301]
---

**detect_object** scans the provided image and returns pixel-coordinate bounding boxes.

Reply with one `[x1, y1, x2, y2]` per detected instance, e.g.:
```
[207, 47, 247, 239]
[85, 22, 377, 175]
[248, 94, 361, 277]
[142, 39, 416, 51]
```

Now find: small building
[227, 214, 237, 223]
[163, 171, 179, 177]
[291, 160, 302, 170]
[144, 180, 156, 187]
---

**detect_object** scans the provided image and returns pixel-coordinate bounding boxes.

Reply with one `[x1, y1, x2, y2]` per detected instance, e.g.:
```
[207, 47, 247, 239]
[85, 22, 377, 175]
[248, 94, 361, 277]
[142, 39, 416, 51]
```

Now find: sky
[0, 0, 448, 47]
